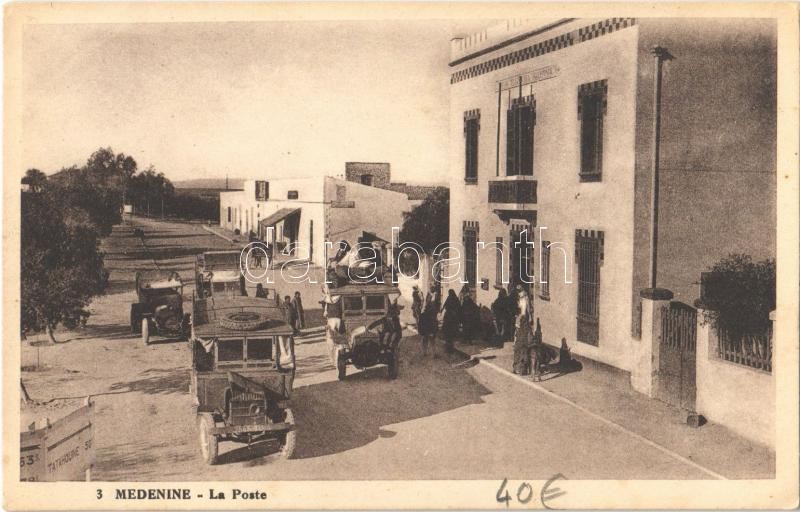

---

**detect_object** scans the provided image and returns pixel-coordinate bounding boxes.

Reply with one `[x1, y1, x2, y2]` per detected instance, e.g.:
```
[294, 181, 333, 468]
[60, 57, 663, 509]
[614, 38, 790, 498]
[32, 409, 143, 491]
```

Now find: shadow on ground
[109, 368, 189, 396]
[269, 345, 492, 462]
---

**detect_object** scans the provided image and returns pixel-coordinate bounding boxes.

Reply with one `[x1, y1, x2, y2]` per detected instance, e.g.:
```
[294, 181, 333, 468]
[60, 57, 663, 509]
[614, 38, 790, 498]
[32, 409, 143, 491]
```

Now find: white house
[446, 17, 776, 445]
[220, 176, 413, 268]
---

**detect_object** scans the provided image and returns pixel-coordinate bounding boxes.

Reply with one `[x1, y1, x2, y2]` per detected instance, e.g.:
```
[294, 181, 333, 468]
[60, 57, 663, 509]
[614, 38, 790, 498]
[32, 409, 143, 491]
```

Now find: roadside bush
[700, 254, 775, 337]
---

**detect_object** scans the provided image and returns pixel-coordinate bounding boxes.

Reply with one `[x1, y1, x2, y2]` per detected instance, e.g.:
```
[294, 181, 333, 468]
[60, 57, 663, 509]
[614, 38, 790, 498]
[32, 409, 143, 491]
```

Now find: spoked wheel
[197, 414, 219, 465]
[336, 352, 347, 381]
[141, 318, 150, 345]
[386, 352, 399, 380]
[279, 408, 297, 459]
[130, 304, 142, 334]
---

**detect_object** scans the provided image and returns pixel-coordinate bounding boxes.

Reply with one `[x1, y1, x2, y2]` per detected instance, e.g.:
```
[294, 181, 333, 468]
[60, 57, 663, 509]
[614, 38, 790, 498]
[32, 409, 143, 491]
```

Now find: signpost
[20, 401, 95, 481]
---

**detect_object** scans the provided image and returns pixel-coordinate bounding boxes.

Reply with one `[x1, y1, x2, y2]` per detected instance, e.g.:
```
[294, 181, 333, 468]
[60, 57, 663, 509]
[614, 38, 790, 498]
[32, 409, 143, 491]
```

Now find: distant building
[344, 162, 442, 207]
[219, 176, 413, 267]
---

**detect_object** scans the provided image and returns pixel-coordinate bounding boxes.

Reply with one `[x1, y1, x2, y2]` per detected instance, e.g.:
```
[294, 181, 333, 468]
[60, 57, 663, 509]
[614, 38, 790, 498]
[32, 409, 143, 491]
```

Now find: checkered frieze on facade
[450, 18, 636, 84]
[463, 220, 479, 231]
[463, 109, 481, 132]
[509, 219, 532, 234]
[578, 18, 635, 42]
[575, 229, 605, 261]
[577, 79, 608, 119]
[511, 95, 537, 125]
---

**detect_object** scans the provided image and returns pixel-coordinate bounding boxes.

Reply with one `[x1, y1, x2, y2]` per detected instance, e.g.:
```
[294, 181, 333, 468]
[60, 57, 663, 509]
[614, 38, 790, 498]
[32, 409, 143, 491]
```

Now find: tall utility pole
[649, 46, 674, 289]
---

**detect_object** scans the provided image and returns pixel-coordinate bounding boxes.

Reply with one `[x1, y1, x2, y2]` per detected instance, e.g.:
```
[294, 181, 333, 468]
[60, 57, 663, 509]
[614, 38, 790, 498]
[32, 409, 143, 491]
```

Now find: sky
[22, 20, 491, 184]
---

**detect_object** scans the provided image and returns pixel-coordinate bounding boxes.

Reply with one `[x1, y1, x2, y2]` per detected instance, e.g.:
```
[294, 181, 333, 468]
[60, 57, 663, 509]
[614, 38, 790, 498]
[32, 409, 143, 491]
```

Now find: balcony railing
[488, 178, 537, 205]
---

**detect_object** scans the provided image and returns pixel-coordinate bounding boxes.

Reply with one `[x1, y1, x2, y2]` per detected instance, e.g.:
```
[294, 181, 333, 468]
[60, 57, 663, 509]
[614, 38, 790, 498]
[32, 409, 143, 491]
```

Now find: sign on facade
[498, 64, 561, 91]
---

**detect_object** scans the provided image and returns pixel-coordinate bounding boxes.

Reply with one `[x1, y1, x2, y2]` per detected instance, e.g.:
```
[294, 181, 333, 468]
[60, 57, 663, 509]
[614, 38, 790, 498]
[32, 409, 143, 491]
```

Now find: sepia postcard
[4, 2, 799, 510]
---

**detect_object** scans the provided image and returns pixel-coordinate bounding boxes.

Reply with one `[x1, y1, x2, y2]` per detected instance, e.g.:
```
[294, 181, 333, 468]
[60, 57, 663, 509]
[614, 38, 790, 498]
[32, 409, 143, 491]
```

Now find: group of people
[411, 282, 580, 379]
[412, 283, 518, 357]
[326, 239, 393, 286]
[254, 283, 305, 334]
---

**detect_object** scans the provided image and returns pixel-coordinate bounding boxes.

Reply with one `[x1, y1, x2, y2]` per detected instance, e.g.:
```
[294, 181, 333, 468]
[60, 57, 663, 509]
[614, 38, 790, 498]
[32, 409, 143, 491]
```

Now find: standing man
[420, 284, 441, 357]
[322, 287, 344, 365]
[292, 291, 305, 330]
[411, 285, 424, 329]
[284, 295, 299, 334]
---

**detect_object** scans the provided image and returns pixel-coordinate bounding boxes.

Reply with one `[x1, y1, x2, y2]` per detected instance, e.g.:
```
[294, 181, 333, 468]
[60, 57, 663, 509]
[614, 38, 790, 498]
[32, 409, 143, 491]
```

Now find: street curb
[445, 339, 728, 481]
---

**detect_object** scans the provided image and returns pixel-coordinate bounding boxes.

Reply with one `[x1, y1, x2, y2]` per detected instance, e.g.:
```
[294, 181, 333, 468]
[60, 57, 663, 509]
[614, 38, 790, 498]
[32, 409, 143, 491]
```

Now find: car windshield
[218, 339, 244, 362]
[343, 296, 363, 312]
[204, 252, 240, 269]
[246, 338, 272, 361]
[212, 281, 240, 296]
[365, 294, 385, 310]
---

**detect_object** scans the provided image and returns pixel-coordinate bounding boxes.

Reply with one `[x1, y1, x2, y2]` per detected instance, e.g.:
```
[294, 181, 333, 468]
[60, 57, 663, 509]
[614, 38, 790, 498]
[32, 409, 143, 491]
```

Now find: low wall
[695, 311, 774, 448]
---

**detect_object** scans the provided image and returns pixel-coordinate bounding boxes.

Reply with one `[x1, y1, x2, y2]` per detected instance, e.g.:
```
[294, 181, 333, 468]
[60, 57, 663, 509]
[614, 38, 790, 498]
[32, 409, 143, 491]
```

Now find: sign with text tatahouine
[498, 65, 561, 91]
[20, 402, 94, 482]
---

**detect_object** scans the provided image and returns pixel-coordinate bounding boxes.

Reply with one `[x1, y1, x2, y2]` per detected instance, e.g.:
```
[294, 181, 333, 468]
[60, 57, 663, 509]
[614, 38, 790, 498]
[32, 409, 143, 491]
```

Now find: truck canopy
[193, 296, 293, 338]
[328, 283, 402, 297]
[198, 251, 241, 270]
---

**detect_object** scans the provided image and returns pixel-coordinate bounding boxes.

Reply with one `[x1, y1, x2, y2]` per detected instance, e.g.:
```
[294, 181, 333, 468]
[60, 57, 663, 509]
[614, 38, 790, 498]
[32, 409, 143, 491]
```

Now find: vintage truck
[327, 283, 403, 381]
[195, 250, 247, 299]
[130, 270, 190, 345]
[190, 295, 296, 465]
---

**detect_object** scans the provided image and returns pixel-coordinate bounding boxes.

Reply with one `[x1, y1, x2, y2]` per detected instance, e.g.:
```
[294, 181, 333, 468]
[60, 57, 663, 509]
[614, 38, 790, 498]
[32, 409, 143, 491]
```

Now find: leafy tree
[399, 187, 449, 254]
[21, 169, 47, 193]
[21, 190, 108, 342]
[128, 166, 174, 217]
[700, 253, 775, 337]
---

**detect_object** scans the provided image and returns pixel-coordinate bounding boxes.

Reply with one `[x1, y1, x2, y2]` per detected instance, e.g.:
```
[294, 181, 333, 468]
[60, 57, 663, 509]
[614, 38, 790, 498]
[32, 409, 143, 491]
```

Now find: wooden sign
[498, 65, 561, 91]
[20, 402, 94, 482]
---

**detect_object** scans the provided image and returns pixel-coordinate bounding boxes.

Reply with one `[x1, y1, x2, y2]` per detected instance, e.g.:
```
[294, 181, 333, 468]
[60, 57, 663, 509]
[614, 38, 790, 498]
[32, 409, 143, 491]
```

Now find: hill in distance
[173, 178, 245, 190]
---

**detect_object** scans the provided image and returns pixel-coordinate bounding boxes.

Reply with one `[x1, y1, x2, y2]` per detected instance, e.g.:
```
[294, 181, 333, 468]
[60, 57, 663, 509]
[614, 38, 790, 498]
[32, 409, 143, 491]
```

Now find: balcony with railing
[488, 177, 537, 208]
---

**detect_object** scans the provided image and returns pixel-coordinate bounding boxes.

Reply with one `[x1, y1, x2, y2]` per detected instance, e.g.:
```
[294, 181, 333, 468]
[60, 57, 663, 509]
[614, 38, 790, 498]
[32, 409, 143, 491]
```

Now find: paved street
[20, 217, 763, 481]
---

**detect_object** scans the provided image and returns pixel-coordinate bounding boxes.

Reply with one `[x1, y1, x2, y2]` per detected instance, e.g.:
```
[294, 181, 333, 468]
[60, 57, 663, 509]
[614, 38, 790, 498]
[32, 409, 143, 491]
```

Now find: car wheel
[337, 353, 347, 381]
[142, 318, 150, 345]
[197, 414, 219, 465]
[181, 313, 191, 341]
[130, 304, 141, 334]
[387, 352, 399, 380]
[279, 408, 297, 459]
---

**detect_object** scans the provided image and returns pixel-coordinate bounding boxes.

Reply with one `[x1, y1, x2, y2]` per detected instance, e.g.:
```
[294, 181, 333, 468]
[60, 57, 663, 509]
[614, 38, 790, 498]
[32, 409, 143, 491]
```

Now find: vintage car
[130, 270, 190, 345]
[328, 283, 402, 381]
[190, 296, 296, 465]
[195, 250, 247, 298]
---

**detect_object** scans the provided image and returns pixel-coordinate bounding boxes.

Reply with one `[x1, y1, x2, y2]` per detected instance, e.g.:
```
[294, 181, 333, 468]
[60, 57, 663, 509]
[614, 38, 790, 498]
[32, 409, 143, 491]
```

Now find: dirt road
[21, 217, 717, 481]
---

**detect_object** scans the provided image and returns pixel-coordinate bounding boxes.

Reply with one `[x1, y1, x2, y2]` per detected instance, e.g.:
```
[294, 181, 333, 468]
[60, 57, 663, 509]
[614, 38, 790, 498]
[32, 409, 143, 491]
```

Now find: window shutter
[506, 108, 518, 176]
[519, 105, 535, 176]
[464, 110, 480, 182]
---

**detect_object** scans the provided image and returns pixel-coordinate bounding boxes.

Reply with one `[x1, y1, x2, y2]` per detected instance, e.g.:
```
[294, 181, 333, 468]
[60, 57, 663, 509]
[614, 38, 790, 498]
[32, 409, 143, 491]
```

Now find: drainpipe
[648, 46, 673, 289]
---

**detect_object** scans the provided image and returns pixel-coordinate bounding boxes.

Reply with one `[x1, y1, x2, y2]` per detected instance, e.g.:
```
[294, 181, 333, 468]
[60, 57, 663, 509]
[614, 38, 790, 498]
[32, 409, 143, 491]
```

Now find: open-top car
[195, 250, 247, 298]
[190, 295, 296, 465]
[327, 283, 402, 381]
[131, 270, 190, 345]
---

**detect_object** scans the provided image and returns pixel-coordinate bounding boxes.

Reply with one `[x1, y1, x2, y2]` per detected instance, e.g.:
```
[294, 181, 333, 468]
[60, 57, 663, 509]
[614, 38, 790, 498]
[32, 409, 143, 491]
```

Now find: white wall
[219, 178, 327, 266]
[324, 177, 411, 253]
[448, 20, 640, 370]
[695, 313, 774, 448]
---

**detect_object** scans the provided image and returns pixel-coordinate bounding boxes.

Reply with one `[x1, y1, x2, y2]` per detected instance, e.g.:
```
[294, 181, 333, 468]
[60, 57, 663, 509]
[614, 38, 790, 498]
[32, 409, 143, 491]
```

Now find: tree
[399, 187, 449, 254]
[21, 191, 108, 342]
[128, 166, 173, 217]
[21, 169, 47, 193]
[700, 253, 775, 337]
[47, 148, 141, 235]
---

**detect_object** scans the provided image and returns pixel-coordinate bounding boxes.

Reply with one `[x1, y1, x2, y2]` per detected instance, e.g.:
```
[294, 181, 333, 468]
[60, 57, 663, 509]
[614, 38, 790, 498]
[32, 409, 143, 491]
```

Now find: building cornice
[449, 19, 575, 68]
[450, 18, 637, 85]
